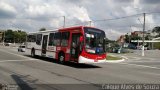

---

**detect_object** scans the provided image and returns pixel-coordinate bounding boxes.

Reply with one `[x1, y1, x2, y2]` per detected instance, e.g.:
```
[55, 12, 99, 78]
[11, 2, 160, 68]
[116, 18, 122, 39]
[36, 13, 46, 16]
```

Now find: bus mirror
[79, 36, 83, 42]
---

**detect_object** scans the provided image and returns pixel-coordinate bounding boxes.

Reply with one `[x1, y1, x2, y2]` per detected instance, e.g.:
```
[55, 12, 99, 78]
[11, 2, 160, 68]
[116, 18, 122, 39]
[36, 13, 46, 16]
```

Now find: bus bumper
[78, 56, 106, 63]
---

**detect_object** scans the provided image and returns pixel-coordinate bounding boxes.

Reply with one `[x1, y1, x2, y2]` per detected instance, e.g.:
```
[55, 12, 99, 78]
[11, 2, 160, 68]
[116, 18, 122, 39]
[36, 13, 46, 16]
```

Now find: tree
[152, 26, 160, 37]
[14, 30, 27, 43]
[154, 42, 160, 49]
[152, 26, 160, 33]
[105, 38, 115, 44]
[3, 29, 27, 43]
[124, 33, 142, 46]
[125, 33, 130, 43]
[5, 29, 14, 43]
[39, 28, 46, 31]
[20, 31, 27, 43]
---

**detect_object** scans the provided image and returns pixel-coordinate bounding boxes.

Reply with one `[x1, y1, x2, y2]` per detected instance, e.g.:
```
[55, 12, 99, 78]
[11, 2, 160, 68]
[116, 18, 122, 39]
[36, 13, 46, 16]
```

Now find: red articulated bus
[26, 26, 107, 63]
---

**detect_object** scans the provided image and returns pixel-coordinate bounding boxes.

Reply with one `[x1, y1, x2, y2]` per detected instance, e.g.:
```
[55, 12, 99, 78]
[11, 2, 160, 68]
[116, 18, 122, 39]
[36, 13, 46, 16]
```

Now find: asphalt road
[0, 46, 160, 90]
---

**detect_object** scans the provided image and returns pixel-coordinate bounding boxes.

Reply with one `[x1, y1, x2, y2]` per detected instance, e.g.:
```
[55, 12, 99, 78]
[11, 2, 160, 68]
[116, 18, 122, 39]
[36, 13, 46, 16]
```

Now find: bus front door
[70, 33, 81, 62]
[42, 35, 48, 55]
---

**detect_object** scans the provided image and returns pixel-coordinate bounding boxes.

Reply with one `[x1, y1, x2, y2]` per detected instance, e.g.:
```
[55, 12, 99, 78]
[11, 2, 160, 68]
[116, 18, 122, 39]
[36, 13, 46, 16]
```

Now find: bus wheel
[59, 53, 65, 64]
[31, 49, 35, 57]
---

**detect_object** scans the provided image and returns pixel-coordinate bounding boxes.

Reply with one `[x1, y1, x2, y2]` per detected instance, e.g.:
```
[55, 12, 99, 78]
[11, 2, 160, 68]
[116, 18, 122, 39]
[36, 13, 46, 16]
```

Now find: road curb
[106, 55, 128, 63]
[106, 59, 125, 63]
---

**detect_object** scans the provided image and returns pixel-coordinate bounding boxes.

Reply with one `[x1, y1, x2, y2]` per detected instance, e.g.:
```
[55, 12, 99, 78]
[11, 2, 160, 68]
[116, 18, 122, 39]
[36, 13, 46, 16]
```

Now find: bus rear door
[42, 35, 48, 56]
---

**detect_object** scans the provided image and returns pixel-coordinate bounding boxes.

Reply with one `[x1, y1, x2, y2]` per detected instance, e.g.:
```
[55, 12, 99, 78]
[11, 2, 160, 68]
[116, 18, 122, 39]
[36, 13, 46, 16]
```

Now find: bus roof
[59, 26, 98, 31]
[28, 29, 58, 34]
[28, 26, 100, 34]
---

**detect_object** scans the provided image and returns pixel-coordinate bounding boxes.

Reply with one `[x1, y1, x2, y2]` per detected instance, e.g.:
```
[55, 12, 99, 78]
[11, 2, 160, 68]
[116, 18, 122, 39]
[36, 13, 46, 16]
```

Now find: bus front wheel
[58, 53, 65, 64]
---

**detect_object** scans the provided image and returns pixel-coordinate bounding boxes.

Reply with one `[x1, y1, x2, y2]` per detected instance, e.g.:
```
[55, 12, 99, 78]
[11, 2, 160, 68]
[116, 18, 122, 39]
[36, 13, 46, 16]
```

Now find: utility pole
[129, 26, 133, 44]
[63, 16, 65, 28]
[142, 13, 145, 56]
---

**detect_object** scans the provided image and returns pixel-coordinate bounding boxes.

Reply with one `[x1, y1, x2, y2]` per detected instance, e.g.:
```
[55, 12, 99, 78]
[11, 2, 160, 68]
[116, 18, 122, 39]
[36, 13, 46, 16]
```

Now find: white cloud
[131, 26, 142, 31]
[68, 6, 91, 22]
[0, 2, 16, 13]
[105, 29, 124, 40]
[25, 3, 64, 18]
[23, 1, 91, 28]
[0, 0, 160, 40]
[122, 6, 137, 15]
[0, 1, 17, 18]
[133, 0, 140, 8]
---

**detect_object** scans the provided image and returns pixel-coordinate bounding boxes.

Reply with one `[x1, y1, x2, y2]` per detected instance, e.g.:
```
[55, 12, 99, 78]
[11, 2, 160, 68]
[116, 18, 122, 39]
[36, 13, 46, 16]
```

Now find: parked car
[18, 45, 26, 52]
[137, 46, 148, 50]
[112, 47, 132, 53]
[128, 44, 137, 49]
[4, 43, 11, 46]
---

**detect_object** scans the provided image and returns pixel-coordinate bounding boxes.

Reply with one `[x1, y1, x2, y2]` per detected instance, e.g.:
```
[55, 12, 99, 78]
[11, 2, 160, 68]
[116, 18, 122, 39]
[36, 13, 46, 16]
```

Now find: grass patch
[106, 55, 122, 60]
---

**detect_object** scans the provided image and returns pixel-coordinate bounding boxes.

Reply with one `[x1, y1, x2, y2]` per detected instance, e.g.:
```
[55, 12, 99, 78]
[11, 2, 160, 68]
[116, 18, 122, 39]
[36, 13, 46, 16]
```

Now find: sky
[0, 0, 160, 40]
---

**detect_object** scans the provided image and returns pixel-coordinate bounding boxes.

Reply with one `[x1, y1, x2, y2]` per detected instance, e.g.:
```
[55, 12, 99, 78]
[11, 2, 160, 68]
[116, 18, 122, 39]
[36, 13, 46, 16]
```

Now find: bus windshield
[84, 27, 106, 54]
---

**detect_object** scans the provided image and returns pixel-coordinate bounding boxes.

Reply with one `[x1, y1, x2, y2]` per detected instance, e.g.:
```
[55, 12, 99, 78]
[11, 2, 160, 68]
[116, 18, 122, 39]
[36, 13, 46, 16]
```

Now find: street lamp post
[129, 26, 133, 44]
[89, 21, 92, 26]
[142, 13, 146, 56]
[137, 13, 146, 56]
[63, 16, 65, 28]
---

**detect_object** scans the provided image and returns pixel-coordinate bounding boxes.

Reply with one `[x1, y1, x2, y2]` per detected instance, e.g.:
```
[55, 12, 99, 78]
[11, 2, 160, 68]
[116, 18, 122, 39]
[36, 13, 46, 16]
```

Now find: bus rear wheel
[31, 49, 35, 57]
[58, 53, 65, 64]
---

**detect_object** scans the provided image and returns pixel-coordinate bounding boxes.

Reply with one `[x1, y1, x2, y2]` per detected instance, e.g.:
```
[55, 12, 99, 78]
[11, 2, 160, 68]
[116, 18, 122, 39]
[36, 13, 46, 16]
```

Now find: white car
[18, 45, 26, 52]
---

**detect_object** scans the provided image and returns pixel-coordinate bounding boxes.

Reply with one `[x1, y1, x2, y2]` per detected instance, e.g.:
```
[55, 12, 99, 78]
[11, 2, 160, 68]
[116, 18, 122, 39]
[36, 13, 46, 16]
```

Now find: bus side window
[48, 33, 55, 46]
[61, 32, 70, 47]
[54, 32, 61, 46]
[27, 35, 36, 42]
[36, 34, 42, 45]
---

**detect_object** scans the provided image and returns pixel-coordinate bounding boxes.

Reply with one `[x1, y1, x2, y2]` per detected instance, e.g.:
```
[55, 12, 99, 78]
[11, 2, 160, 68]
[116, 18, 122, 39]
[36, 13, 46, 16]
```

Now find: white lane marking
[133, 57, 141, 60]
[106, 59, 125, 63]
[120, 63, 160, 70]
[0, 59, 38, 63]
[126, 56, 141, 60]
[0, 49, 30, 59]
[143, 72, 160, 76]
[126, 61, 160, 62]
[121, 56, 128, 60]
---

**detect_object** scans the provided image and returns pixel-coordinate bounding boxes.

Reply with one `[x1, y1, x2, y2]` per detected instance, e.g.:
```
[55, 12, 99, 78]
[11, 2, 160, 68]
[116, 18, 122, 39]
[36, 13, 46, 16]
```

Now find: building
[117, 35, 125, 45]
[131, 30, 159, 38]
[131, 31, 147, 37]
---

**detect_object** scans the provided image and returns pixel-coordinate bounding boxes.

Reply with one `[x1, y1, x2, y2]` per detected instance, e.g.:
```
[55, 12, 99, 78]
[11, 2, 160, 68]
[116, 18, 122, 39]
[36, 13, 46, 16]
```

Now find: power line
[64, 12, 160, 29]
[62, 13, 143, 27]
[92, 13, 143, 22]
[1, 12, 160, 30]
[145, 12, 160, 14]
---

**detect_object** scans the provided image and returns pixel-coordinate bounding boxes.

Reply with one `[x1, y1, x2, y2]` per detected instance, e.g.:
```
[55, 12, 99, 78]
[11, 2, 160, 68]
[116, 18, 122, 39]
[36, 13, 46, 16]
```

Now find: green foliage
[145, 35, 150, 40]
[131, 35, 141, 40]
[4, 29, 27, 43]
[152, 26, 160, 49]
[152, 26, 160, 38]
[152, 26, 160, 33]
[5, 29, 14, 42]
[39, 28, 46, 31]
[124, 33, 141, 46]
[154, 42, 160, 49]
[105, 38, 115, 44]
[106, 55, 122, 60]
